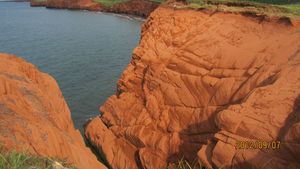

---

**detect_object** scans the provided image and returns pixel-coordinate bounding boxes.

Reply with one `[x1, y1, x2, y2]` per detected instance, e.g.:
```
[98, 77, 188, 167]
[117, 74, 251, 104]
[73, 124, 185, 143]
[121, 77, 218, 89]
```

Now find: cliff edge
[0, 53, 107, 169]
[85, 6, 300, 169]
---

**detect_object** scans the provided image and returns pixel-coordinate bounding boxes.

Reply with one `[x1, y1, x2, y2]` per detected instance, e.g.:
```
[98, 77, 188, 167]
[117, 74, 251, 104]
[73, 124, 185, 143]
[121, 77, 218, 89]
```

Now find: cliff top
[166, 0, 300, 20]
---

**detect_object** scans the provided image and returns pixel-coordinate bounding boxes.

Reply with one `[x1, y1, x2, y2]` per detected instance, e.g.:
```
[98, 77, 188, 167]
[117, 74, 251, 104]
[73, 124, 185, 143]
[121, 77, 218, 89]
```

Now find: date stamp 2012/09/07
[236, 140, 280, 150]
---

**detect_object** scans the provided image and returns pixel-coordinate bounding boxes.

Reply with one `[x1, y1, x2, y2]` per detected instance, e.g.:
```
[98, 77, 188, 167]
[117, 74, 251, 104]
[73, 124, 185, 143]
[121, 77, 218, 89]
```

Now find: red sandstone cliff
[85, 6, 300, 169]
[45, 0, 101, 11]
[104, 0, 159, 17]
[30, 1, 47, 7]
[0, 53, 107, 169]
[30, 0, 158, 17]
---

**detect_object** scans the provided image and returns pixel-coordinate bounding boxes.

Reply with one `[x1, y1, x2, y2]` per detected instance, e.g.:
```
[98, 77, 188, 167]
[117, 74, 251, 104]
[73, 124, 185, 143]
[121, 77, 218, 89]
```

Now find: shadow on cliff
[221, 95, 300, 168]
[83, 119, 112, 169]
[167, 95, 300, 168]
[231, 94, 300, 168]
[84, 137, 112, 169]
[277, 94, 300, 140]
[166, 106, 226, 168]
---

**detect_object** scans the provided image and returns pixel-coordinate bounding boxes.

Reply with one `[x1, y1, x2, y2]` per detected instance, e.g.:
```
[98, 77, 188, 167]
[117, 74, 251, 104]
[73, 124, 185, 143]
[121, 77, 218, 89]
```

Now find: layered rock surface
[0, 53, 107, 169]
[85, 6, 300, 169]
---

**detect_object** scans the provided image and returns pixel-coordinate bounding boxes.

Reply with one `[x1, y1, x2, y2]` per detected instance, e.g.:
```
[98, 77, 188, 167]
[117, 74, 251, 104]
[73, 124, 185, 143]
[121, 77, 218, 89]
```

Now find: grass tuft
[0, 147, 76, 169]
[168, 157, 203, 169]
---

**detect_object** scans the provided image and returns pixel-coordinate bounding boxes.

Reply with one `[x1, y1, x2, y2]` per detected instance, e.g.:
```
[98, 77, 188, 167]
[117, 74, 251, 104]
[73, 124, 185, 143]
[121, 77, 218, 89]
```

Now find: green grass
[92, 0, 164, 7]
[168, 157, 228, 169]
[234, 0, 300, 4]
[0, 148, 76, 169]
[167, 157, 205, 169]
[186, 0, 214, 9]
[149, 0, 165, 3]
[277, 4, 300, 15]
[184, 0, 300, 17]
[92, 0, 129, 7]
[172, 158, 202, 169]
[218, 0, 300, 15]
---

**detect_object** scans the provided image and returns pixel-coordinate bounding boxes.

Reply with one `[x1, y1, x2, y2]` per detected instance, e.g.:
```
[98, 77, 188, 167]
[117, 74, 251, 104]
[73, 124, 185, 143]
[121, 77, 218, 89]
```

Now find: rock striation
[0, 53, 107, 169]
[85, 6, 300, 169]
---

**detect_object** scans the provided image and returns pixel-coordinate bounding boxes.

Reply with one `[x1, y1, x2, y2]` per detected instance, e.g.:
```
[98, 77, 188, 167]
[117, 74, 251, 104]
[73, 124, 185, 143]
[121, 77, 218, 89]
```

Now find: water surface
[0, 2, 142, 131]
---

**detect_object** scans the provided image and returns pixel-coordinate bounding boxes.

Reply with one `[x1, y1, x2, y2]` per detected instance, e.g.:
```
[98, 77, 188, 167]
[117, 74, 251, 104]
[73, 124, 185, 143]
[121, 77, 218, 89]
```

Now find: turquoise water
[0, 2, 142, 131]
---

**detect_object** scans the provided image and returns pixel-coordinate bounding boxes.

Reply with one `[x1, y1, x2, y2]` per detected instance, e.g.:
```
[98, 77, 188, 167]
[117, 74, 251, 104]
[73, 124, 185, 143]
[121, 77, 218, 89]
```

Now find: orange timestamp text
[236, 140, 280, 150]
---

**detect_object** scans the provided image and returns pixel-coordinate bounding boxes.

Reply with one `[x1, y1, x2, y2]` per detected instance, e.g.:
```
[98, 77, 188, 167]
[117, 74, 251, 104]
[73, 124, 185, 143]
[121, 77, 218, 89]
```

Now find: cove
[0, 2, 142, 131]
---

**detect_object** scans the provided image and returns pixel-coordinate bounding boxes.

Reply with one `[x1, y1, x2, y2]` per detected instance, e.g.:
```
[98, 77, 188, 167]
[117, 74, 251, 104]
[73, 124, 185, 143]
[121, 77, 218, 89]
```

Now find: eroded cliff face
[85, 7, 300, 169]
[0, 53, 107, 169]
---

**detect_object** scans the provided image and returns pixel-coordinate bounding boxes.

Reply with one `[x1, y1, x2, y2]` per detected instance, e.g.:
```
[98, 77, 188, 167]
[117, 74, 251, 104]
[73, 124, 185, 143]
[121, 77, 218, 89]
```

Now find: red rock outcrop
[85, 6, 300, 169]
[0, 53, 107, 169]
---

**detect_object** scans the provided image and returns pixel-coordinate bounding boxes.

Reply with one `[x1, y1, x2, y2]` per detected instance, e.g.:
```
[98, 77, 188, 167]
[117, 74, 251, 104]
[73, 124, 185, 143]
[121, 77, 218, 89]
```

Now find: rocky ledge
[85, 6, 300, 169]
[0, 53, 107, 169]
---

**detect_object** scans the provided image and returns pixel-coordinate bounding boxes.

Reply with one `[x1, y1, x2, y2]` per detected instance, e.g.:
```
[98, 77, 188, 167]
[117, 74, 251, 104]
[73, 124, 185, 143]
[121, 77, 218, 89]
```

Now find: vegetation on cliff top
[149, 0, 165, 3]
[93, 0, 128, 7]
[92, 0, 300, 17]
[0, 148, 76, 169]
[184, 0, 300, 17]
[31, 0, 46, 3]
[92, 0, 164, 7]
